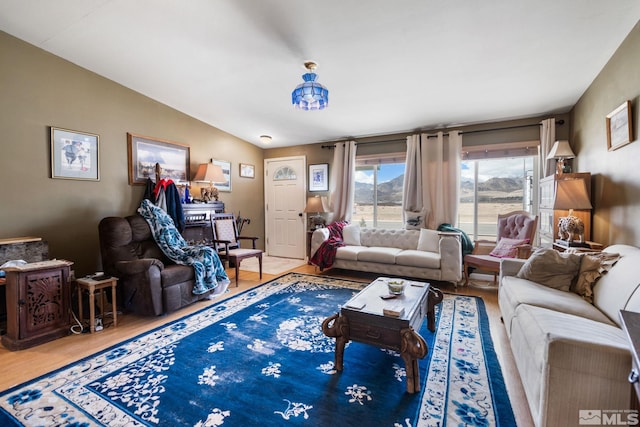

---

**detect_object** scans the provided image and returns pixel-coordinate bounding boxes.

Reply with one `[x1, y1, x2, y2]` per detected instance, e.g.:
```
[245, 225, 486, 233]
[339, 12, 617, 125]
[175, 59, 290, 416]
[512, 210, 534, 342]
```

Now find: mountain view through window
[459, 157, 535, 240]
[351, 156, 535, 234]
[353, 162, 405, 228]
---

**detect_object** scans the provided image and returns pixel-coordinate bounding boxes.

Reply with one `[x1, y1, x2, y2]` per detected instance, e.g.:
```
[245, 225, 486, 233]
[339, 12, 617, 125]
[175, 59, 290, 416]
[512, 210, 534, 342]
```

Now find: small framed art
[50, 127, 100, 181]
[127, 133, 190, 185]
[606, 100, 633, 151]
[239, 163, 255, 178]
[309, 163, 329, 192]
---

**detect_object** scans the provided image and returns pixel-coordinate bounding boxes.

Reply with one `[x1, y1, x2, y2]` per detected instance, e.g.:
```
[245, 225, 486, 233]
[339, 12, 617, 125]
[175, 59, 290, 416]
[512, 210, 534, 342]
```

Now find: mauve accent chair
[463, 210, 538, 285]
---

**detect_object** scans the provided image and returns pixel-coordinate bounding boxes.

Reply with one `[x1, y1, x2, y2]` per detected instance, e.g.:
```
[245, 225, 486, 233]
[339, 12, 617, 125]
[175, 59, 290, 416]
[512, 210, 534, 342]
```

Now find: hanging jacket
[164, 181, 185, 232]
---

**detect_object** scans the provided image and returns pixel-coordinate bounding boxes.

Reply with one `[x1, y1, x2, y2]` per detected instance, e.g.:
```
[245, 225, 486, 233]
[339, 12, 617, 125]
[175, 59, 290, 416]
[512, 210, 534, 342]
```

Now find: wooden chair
[211, 214, 262, 286]
[463, 210, 538, 286]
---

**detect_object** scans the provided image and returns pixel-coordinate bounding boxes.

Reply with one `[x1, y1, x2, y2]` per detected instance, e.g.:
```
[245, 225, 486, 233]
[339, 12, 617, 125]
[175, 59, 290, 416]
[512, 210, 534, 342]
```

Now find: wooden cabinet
[2, 260, 73, 350]
[0, 237, 49, 329]
[539, 172, 591, 246]
[182, 202, 225, 244]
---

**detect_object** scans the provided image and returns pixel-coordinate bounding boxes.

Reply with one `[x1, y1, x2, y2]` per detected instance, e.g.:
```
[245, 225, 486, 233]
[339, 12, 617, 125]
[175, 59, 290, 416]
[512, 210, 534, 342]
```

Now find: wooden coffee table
[322, 277, 443, 393]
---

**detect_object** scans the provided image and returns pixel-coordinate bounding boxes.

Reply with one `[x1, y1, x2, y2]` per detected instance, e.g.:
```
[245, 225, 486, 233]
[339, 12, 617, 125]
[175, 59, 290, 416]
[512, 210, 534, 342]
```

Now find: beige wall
[0, 31, 265, 276]
[571, 21, 640, 247]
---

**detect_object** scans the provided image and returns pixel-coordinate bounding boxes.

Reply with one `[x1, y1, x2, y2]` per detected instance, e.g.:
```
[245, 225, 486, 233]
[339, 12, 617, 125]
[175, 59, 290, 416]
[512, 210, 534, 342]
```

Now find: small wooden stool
[76, 276, 118, 333]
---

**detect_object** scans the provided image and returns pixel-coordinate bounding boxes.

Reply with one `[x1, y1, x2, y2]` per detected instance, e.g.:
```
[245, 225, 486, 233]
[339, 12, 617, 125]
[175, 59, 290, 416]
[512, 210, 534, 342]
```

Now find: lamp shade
[554, 179, 592, 210]
[304, 196, 328, 213]
[193, 161, 225, 183]
[546, 140, 576, 160]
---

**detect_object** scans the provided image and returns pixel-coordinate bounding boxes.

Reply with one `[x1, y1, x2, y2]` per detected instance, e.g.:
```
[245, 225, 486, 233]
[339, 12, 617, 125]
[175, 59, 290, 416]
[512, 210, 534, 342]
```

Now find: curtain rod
[321, 119, 565, 148]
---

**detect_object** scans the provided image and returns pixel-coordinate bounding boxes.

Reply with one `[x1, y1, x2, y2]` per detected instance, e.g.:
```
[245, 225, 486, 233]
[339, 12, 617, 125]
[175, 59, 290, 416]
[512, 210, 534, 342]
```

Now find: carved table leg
[401, 327, 428, 393]
[322, 313, 350, 372]
[427, 287, 444, 333]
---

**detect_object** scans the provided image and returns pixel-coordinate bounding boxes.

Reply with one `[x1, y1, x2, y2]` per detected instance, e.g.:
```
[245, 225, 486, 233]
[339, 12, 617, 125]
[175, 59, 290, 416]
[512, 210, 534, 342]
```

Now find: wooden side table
[76, 276, 118, 333]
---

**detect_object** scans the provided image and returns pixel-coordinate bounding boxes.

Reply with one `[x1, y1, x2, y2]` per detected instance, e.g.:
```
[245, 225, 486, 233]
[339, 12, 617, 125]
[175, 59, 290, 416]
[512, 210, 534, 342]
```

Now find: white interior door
[264, 156, 306, 258]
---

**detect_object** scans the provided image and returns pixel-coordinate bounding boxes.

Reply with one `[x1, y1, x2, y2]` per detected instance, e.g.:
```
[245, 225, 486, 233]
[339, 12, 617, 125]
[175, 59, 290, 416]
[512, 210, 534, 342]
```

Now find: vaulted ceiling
[1, 1, 639, 147]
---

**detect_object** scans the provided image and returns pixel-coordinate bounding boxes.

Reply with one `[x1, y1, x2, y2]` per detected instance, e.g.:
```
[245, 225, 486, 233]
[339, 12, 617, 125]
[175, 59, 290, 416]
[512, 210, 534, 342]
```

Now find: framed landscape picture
[50, 126, 100, 181]
[127, 133, 190, 185]
[309, 163, 329, 192]
[606, 100, 633, 151]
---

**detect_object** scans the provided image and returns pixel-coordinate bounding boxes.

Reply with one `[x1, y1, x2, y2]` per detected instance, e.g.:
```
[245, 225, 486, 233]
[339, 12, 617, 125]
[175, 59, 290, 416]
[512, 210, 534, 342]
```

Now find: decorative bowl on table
[387, 280, 405, 295]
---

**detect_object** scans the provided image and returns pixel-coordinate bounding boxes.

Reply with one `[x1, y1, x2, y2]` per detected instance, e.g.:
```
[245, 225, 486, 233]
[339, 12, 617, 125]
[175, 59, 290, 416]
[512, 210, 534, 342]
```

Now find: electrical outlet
[95, 318, 103, 331]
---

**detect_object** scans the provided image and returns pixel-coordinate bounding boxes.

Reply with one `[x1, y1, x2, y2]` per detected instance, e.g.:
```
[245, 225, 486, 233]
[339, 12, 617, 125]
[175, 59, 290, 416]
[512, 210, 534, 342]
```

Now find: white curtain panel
[403, 134, 424, 211]
[403, 131, 461, 230]
[540, 118, 556, 177]
[329, 140, 357, 222]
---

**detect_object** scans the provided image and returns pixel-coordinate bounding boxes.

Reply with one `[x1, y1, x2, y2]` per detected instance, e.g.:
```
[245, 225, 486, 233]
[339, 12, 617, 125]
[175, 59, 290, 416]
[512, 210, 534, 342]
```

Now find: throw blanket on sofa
[138, 199, 230, 295]
[310, 221, 348, 269]
[438, 223, 474, 256]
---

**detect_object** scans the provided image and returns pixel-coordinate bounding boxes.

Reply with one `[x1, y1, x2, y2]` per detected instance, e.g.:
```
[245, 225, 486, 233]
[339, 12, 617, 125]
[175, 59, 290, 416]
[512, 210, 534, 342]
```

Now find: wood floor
[0, 264, 534, 426]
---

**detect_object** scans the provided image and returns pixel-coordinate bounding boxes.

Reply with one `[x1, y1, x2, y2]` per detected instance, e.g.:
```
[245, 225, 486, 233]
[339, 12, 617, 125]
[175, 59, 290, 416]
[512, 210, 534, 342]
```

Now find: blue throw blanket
[138, 199, 229, 295]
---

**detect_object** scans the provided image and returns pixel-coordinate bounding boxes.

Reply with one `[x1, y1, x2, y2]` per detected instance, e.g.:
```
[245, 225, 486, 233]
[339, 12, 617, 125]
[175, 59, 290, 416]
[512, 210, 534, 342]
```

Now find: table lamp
[546, 140, 575, 175]
[304, 195, 329, 229]
[553, 178, 592, 243]
[193, 160, 226, 202]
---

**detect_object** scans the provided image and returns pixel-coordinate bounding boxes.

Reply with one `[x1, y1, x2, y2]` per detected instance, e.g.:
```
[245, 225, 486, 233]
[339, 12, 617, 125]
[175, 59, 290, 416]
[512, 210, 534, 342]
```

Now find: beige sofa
[499, 244, 640, 427]
[310, 225, 462, 283]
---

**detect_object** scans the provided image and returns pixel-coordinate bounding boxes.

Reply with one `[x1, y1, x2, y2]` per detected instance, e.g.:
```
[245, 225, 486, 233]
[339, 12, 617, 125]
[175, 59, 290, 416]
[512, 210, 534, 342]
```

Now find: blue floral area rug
[0, 273, 515, 426]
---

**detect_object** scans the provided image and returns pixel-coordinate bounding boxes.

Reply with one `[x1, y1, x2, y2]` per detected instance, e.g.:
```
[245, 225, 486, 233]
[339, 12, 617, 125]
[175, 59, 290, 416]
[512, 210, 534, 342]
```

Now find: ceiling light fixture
[259, 135, 272, 144]
[292, 61, 328, 110]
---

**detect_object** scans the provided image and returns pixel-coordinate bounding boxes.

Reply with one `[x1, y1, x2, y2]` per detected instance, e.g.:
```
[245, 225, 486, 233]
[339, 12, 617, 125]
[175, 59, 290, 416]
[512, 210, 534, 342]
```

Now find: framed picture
[50, 127, 100, 181]
[213, 159, 231, 191]
[239, 163, 255, 178]
[606, 100, 633, 151]
[309, 163, 329, 192]
[127, 133, 190, 185]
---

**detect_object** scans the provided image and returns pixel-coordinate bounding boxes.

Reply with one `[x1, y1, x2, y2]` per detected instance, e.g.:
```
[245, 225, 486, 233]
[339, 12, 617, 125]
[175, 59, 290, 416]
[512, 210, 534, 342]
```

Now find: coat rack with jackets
[142, 163, 186, 232]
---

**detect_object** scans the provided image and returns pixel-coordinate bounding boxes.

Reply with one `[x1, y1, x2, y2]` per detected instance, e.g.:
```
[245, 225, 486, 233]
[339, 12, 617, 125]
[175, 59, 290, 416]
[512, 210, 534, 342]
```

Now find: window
[459, 156, 536, 241]
[353, 153, 406, 228]
[272, 166, 296, 180]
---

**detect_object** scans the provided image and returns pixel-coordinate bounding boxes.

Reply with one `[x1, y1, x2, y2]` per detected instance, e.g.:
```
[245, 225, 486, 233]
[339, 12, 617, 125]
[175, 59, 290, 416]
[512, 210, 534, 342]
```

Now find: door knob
[298, 213, 303, 217]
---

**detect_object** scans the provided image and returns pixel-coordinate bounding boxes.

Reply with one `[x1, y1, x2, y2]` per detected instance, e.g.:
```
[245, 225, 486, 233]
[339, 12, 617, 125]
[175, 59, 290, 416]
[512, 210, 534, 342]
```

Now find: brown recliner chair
[98, 215, 214, 316]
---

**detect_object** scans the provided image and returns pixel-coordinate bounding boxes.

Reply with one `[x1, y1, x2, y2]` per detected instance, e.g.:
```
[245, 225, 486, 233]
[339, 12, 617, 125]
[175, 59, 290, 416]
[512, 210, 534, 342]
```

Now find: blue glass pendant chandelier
[291, 61, 328, 110]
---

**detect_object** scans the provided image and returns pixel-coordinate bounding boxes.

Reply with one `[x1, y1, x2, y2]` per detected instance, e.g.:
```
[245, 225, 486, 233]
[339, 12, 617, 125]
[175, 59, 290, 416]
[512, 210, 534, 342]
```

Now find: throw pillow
[342, 223, 361, 246]
[570, 251, 621, 303]
[417, 228, 439, 253]
[404, 209, 427, 230]
[517, 248, 582, 291]
[489, 237, 529, 258]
